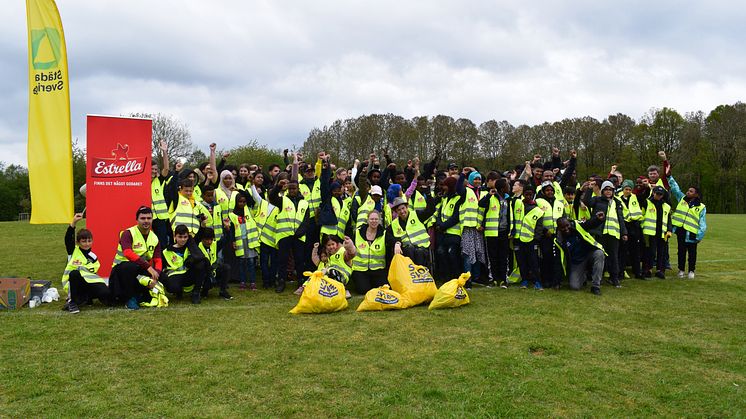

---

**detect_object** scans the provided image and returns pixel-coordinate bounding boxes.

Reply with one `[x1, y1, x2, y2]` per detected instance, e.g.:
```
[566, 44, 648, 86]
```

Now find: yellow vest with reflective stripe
[356, 195, 391, 229]
[215, 188, 238, 221]
[391, 214, 430, 248]
[327, 247, 352, 284]
[113, 226, 159, 266]
[169, 194, 205, 236]
[439, 195, 463, 235]
[163, 248, 188, 276]
[460, 188, 480, 228]
[62, 246, 103, 291]
[518, 206, 544, 243]
[642, 200, 671, 238]
[617, 193, 644, 222]
[535, 197, 565, 234]
[276, 196, 309, 242]
[483, 195, 502, 238]
[671, 198, 705, 234]
[602, 199, 621, 239]
[259, 206, 279, 249]
[511, 197, 524, 239]
[151, 177, 169, 220]
[198, 241, 218, 268]
[554, 222, 608, 275]
[321, 197, 350, 239]
[308, 179, 321, 214]
[353, 230, 386, 271]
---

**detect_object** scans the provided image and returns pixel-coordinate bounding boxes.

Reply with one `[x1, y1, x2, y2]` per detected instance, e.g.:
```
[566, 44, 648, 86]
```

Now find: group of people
[61, 142, 707, 313]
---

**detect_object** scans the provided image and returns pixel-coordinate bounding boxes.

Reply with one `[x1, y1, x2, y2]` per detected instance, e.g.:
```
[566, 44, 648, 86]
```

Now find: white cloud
[1, 0, 745, 166]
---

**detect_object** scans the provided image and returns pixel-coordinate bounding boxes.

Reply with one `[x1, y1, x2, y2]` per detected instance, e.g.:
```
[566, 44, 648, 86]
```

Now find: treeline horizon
[300, 102, 746, 213]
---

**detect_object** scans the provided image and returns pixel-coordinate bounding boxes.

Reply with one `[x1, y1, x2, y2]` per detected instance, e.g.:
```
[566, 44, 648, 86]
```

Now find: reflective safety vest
[161, 247, 195, 293]
[137, 276, 169, 308]
[215, 187, 238, 221]
[460, 188, 480, 228]
[353, 230, 386, 271]
[202, 202, 223, 241]
[299, 182, 312, 202]
[518, 205, 544, 243]
[536, 197, 565, 234]
[671, 198, 705, 234]
[410, 190, 436, 227]
[276, 196, 309, 242]
[483, 195, 502, 238]
[602, 199, 621, 239]
[511, 197, 524, 239]
[642, 200, 671, 238]
[439, 195, 463, 235]
[326, 247, 352, 284]
[229, 210, 259, 257]
[259, 206, 279, 249]
[198, 241, 218, 266]
[113, 226, 159, 266]
[321, 197, 350, 239]
[391, 214, 430, 248]
[617, 193, 644, 222]
[192, 184, 202, 202]
[308, 179, 321, 215]
[356, 195, 391, 229]
[151, 177, 169, 220]
[61, 246, 103, 291]
[169, 194, 207, 236]
[554, 221, 607, 275]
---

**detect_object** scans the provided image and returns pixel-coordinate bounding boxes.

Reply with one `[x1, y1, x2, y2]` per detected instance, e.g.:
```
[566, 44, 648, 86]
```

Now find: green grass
[1, 215, 745, 417]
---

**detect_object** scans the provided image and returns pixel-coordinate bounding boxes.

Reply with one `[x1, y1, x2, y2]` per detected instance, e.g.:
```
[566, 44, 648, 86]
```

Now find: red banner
[86, 115, 152, 277]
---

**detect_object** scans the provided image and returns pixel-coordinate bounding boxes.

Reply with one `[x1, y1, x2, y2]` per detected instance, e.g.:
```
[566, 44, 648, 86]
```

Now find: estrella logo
[133, 243, 143, 249]
[455, 287, 467, 300]
[374, 290, 399, 304]
[31, 28, 61, 70]
[317, 279, 339, 298]
[407, 263, 434, 283]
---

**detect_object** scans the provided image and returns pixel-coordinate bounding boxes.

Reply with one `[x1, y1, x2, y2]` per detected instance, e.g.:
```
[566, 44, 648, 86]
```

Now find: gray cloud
[2, 0, 745, 165]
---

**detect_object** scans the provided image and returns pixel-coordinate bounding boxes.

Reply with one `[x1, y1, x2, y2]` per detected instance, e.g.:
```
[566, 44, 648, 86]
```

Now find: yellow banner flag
[26, 0, 73, 224]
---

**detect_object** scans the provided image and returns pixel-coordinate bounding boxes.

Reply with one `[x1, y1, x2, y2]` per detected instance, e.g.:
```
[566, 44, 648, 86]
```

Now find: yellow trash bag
[387, 254, 437, 308]
[290, 271, 348, 314]
[429, 273, 471, 310]
[356, 285, 407, 312]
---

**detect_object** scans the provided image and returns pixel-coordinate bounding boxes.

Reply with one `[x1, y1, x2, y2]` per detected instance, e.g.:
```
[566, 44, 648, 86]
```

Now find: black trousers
[351, 269, 388, 294]
[676, 228, 699, 272]
[201, 260, 230, 295]
[277, 236, 306, 283]
[539, 234, 562, 287]
[401, 245, 431, 272]
[644, 235, 667, 273]
[599, 235, 620, 282]
[68, 270, 111, 306]
[161, 261, 207, 296]
[152, 218, 171, 250]
[436, 233, 461, 281]
[620, 222, 642, 277]
[516, 241, 540, 285]
[108, 261, 151, 303]
[485, 235, 510, 283]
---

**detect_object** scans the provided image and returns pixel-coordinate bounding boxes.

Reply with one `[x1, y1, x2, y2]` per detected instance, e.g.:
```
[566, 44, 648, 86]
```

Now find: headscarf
[468, 171, 481, 186]
[220, 170, 234, 198]
[443, 176, 457, 195]
[387, 184, 402, 203]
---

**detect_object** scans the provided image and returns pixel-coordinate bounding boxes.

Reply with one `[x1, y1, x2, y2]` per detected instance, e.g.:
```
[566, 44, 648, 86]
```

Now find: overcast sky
[2, 1, 745, 165]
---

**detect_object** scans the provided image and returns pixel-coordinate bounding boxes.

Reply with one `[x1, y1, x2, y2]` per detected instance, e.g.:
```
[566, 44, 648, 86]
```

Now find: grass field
[1, 215, 745, 417]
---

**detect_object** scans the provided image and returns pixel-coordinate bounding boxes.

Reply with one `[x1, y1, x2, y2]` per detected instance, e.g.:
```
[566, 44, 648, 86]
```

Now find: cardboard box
[0, 278, 31, 309]
[30, 280, 52, 299]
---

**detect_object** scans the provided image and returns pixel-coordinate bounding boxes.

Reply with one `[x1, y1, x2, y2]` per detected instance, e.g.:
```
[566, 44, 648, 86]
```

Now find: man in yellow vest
[669, 176, 706, 279]
[388, 196, 436, 268]
[581, 180, 628, 288]
[109, 206, 163, 310]
[271, 179, 310, 293]
[435, 176, 463, 281]
[62, 212, 109, 314]
[617, 179, 644, 279]
[555, 212, 607, 295]
[515, 187, 545, 290]
[479, 176, 511, 287]
[640, 186, 672, 278]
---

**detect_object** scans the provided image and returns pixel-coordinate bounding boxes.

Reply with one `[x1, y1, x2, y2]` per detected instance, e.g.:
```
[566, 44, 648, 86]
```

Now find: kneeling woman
[310, 234, 357, 298]
[62, 213, 110, 314]
[351, 210, 389, 294]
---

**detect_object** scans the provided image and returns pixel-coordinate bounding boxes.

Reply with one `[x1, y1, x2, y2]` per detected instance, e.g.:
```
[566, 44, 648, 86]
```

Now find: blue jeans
[238, 257, 256, 285]
[260, 243, 278, 286]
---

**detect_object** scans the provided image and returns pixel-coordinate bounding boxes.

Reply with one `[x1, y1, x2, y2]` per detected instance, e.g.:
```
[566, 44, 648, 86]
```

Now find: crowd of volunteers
[61, 141, 707, 313]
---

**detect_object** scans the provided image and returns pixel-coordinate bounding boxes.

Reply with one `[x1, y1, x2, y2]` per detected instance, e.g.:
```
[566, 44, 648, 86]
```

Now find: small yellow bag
[356, 285, 407, 312]
[290, 271, 348, 314]
[387, 254, 437, 308]
[428, 273, 471, 310]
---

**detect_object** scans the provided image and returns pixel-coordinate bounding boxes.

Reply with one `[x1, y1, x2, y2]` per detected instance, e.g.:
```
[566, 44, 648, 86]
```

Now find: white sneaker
[345, 290, 352, 299]
[678, 270, 685, 278]
[688, 271, 695, 279]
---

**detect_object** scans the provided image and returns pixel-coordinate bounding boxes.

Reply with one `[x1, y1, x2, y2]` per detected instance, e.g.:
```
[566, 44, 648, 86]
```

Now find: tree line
[300, 102, 746, 214]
